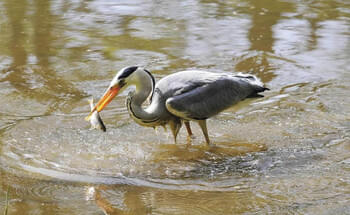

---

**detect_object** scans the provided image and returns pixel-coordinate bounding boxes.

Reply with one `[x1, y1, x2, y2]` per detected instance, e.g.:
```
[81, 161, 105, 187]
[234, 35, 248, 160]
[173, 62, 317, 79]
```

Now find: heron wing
[165, 77, 258, 120]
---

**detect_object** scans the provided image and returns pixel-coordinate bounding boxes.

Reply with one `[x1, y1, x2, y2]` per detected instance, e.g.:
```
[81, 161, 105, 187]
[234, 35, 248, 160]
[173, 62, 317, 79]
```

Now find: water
[0, 0, 349, 214]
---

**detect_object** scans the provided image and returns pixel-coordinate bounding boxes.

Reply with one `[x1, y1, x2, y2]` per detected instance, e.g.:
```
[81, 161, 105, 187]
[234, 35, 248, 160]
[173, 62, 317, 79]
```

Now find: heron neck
[127, 70, 159, 124]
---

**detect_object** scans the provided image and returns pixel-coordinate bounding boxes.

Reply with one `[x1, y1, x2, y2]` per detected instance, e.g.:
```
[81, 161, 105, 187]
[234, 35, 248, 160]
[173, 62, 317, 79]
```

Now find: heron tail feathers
[234, 73, 270, 98]
[247, 86, 270, 98]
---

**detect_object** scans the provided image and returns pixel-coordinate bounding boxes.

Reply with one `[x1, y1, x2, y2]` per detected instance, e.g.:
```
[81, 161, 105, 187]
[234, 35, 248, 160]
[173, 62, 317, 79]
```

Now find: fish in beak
[85, 85, 121, 121]
[87, 98, 106, 132]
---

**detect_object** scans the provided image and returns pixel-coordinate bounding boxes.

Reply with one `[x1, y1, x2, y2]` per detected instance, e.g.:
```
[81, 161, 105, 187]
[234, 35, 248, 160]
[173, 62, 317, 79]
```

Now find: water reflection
[5, 0, 27, 67]
[302, 0, 348, 51]
[33, 0, 52, 67]
[2, 0, 85, 114]
[88, 186, 149, 215]
[236, 0, 295, 83]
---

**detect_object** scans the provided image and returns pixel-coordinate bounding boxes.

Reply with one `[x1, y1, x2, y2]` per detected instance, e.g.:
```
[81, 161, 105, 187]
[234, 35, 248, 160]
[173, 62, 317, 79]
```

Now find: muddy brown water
[0, 0, 349, 214]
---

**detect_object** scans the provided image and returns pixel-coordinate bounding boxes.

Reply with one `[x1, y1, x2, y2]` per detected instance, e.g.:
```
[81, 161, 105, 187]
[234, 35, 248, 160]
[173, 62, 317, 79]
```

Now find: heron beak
[85, 85, 121, 121]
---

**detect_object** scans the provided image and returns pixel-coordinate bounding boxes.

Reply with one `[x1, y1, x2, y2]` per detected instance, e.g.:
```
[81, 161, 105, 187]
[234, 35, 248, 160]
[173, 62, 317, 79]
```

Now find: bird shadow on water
[150, 140, 267, 163]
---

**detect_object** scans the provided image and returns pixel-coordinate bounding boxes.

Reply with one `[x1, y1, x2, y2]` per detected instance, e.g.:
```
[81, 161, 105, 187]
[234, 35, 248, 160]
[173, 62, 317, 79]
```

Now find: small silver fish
[88, 98, 106, 132]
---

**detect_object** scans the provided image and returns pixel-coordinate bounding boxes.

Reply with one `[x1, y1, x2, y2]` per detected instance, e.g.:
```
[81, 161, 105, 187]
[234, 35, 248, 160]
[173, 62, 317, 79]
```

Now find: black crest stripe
[119, 66, 138, 79]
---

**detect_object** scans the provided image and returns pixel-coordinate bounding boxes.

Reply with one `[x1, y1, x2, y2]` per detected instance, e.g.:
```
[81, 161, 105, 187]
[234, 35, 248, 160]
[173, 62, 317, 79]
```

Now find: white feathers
[236, 72, 264, 87]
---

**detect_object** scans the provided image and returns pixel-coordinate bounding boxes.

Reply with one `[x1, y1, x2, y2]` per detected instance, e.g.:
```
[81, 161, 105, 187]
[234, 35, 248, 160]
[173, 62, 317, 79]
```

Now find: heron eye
[118, 79, 126, 87]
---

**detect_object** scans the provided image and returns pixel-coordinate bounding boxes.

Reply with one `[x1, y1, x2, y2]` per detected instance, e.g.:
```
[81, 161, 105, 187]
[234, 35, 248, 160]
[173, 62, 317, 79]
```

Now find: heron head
[85, 66, 140, 121]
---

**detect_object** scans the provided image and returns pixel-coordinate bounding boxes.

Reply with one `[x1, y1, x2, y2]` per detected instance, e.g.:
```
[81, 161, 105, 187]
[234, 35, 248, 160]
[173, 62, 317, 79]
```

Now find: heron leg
[184, 121, 195, 145]
[169, 118, 182, 144]
[197, 120, 211, 145]
[184, 121, 193, 136]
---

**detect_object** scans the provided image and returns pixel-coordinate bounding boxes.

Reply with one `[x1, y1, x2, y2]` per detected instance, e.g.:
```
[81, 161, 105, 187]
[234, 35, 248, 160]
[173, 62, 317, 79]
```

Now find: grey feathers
[159, 71, 268, 120]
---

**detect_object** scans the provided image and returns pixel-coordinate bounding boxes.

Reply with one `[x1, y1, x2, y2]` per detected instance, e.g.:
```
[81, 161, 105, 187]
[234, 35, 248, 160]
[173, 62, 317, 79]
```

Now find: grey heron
[86, 66, 269, 145]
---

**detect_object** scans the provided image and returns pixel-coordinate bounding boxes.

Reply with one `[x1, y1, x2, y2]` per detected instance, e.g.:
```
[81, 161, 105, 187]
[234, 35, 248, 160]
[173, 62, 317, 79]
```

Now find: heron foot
[169, 118, 182, 144]
[207, 141, 215, 147]
[197, 120, 212, 146]
[187, 134, 195, 139]
[186, 134, 195, 145]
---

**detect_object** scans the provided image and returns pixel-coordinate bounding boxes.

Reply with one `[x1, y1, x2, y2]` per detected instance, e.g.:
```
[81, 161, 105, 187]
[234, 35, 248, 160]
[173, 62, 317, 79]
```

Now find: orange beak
[85, 85, 121, 121]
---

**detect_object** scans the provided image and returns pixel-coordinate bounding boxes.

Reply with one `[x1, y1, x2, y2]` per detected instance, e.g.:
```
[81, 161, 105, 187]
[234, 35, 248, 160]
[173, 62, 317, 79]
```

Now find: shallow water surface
[0, 0, 350, 214]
